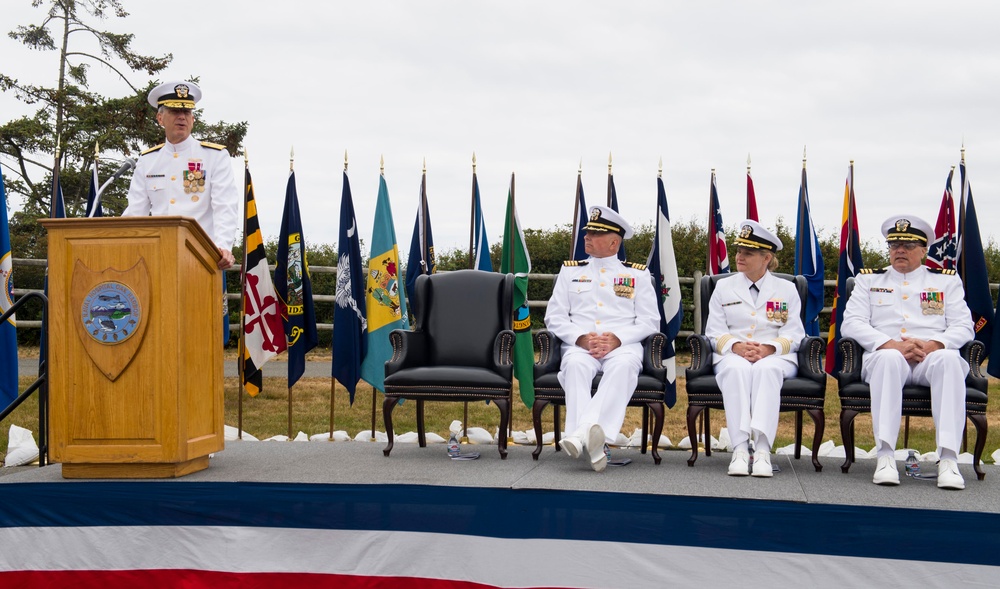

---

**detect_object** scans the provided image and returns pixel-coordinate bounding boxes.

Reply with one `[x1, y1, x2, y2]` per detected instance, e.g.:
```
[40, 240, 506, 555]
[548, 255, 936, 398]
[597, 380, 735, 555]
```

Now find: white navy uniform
[545, 256, 660, 444]
[706, 271, 804, 450]
[123, 135, 239, 250]
[841, 266, 973, 456]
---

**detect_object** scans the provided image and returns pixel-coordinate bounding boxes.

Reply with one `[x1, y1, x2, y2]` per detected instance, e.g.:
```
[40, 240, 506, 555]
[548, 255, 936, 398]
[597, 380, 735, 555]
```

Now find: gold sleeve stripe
[716, 334, 734, 354]
[774, 337, 791, 355]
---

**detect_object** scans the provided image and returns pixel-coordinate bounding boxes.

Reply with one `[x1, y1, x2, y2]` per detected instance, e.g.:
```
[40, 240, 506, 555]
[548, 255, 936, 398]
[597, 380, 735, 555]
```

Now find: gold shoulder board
[200, 141, 228, 151]
[140, 144, 164, 155]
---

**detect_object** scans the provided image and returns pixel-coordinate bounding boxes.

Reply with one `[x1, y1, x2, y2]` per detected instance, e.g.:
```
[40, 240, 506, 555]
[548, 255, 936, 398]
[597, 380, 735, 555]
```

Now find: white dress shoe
[873, 454, 900, 485]
[728, 448, 750, 476]
[559, 435, 582, 460]
[587, 424, 607, 472]
[937, 459, 965, 490]
[751, 450, 773, 477]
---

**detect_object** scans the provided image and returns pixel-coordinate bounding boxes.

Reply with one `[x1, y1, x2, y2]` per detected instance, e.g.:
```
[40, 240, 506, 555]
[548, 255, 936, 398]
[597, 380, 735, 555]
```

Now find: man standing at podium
[124, 81, 239, 270]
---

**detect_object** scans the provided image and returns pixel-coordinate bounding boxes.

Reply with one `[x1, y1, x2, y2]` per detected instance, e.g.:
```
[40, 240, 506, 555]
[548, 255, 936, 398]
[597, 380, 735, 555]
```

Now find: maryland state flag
[500, 174, 533, 407]
[825, 163, 863, 375]
[275, 170, 318, 388]
[241, 166, 286, 397]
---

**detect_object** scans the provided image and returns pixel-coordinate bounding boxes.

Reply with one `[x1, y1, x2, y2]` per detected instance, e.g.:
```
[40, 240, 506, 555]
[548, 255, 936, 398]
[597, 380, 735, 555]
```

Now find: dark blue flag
[646, 175, 682, 407]
[958, 161, 994, 358]
[84, 160, 103, 218]
[571, 171, 588, 260]
[1, 170, 17, 412]
[276, 170, 318, 388]
[404, 171, 435, 311]
[793, 165, 825, 336]
[607, 171, 626, 261]
[332, 171, 368, 403]
[471, 171, 492, 271]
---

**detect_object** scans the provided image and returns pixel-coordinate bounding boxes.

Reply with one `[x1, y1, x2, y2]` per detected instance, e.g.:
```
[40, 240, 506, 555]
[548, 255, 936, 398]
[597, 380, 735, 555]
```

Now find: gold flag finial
[380, 154, 385, 175]
[961, 142, 966, 164]
[343, 149, 348, 172]
[244, 147, 249, 166]
[747, 152, 751, 171]
[423, 157, 427, 174]
[290, 146, 295, 171]
[803, 145, 807, 168]
[608, 151, 613, 174]
[95, 140, 100, 157]
[472, 151, 477, 173]
[658, 156, 663, 178]
[578, 158, 582, 175]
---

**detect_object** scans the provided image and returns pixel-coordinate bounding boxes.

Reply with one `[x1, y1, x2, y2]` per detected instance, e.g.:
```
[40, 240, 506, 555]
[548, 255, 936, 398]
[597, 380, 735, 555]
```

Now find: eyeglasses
[887, 242, 921, 252]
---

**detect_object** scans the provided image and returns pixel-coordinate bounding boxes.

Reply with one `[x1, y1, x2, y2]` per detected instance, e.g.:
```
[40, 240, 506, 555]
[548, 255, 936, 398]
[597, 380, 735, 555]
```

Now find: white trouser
[558, 344, 642, 445]
[860, 348, 969, 456]
[715, 354, 796, 450]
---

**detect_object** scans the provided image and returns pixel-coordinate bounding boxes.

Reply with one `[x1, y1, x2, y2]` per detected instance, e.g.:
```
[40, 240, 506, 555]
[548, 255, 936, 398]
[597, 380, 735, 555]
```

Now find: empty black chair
[684, 273, 827, 471]
[383, 270, 515, 458]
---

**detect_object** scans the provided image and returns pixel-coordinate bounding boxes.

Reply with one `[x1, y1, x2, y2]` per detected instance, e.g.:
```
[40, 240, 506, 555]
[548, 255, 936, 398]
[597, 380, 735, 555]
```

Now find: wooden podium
[40, 216, 225, 478]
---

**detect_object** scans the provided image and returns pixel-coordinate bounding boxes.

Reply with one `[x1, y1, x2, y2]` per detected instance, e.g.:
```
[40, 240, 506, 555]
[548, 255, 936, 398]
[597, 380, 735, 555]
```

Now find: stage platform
[2, 442, 998, 587]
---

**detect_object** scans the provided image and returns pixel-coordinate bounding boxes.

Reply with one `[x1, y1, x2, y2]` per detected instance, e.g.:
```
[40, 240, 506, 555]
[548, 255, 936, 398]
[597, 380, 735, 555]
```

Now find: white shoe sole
[559, 437, 582, 460]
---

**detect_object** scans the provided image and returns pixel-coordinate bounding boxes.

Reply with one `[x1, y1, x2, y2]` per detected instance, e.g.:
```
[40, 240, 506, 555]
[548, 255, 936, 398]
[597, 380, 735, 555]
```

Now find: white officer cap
[881, 215, 932, 245]
[733, 219, 782, 252]
[584, 205, 634, 239]
[148, 80, 202, 109]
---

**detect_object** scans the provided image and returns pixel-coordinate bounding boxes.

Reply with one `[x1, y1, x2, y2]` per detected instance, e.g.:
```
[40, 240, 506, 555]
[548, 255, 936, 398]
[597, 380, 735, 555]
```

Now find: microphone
[90, 158, 138, 217]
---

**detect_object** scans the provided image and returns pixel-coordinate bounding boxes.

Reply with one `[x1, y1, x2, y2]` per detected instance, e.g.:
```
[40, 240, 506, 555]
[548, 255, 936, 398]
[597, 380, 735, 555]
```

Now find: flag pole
[238, 150, 250, 440]
[746, 153, 751, 219]
[369, 152, 379, 442]
[464, 153, 478, 442]
[958, 146, 967, 289]
[797, 147, 807, 276]
[606, 152, 613, 207]
[468, 152, 476, 269]
[51, 135, 62, 219]
[571, 159, 582, 259]
[706, 169, 714, 275]
[287, 146, 296, 439]
[508, 172, 516, 443]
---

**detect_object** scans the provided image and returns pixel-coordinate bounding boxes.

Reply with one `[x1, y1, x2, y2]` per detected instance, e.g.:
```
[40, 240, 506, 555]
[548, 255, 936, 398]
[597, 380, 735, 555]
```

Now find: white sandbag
[4, 425, 39, 467]
[677, 433, 720, 451]
[394, 431, 420, 443]
[224, 425, 259, 441]
[424, 432, 446, 444]
[309, 431, 351, 442]
[354, 430, 388, 442]
[817, 440, 837, 456]
[625, 429, 672, 449]
[262, 435, 290, 442]
[292, 431, 310, 442]
[825, 445, 847, 458]
[541, 431, 555, 445]
[992, 448, 1000, 464]
[510, 430, 534, 445]
[717, 428, 732, 451]
[466, 427, 495, 445]
[775, 443, 810, 456]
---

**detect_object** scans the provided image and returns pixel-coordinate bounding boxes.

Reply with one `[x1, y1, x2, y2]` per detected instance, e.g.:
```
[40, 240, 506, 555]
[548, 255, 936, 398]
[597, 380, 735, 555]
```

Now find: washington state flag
[360, 175, 409, 392]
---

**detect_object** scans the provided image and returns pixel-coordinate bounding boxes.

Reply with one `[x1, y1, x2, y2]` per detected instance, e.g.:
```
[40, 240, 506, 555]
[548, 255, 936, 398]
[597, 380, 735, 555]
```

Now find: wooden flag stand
[40, 216, 225, 478]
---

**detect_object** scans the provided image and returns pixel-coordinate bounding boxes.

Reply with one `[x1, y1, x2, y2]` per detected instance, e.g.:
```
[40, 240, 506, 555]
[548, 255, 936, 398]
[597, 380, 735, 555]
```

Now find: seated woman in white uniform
[705, 220, 805, 477]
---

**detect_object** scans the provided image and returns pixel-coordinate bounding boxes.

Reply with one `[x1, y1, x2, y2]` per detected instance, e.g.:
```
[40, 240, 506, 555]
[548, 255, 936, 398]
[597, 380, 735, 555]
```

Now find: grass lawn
[3, 351, 999, 465]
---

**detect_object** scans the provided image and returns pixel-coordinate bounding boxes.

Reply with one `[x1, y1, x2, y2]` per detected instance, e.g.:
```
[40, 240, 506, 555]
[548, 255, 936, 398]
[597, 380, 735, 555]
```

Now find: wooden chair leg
[962, 422, 969, 454]
[794, 410, 803, 460]
[686, 404, 705, 466]
[807, 408, 824, 472]
[649, 402, 664, 465]
[640, 405, 649, 455]
[553, 404, 562, 449]
[382, 395, 399, 457]
[416, 400, 426, 447]
[704, 408, 712, 457]
[903, 415, 910, 448]
[495, 398, 510, 459]
[532, 400, 549, 460]
[969, 413, 988, 481]
[840, 409, 859, 473]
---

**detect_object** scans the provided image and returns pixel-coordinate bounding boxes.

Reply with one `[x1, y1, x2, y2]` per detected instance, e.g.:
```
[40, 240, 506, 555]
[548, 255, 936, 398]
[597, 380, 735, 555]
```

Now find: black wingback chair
[837, 276, 989, 480]
[685, 273, 827, 471]
[531, 330, 668, 464]
[382, 270, 515, 459]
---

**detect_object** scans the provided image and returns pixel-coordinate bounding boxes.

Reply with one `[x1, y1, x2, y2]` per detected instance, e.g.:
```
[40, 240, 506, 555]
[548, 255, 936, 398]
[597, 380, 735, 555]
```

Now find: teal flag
[360, 175, 409, 392]
[500, 174, 533, 407]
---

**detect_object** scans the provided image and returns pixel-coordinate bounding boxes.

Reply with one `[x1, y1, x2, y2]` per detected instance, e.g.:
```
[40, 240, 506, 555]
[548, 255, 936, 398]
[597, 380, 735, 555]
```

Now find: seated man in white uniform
[841, 215, 973, 490]
[705, 220, 804, 477]
[544, 206, 659, 472]
[123, 80, 239, 270]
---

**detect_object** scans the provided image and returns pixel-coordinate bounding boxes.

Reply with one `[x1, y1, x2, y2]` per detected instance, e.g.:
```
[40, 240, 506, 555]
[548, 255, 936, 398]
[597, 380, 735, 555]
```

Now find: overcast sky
[5, 1, 1000, 260]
